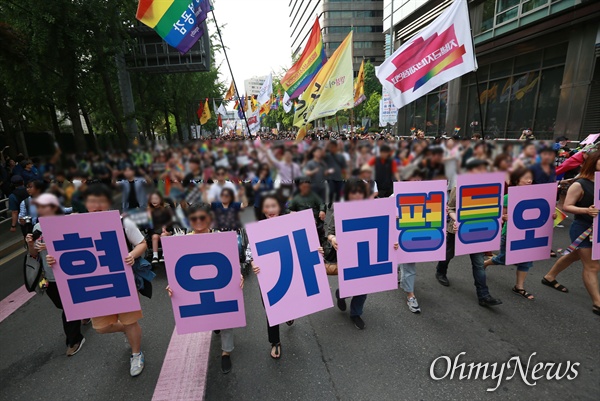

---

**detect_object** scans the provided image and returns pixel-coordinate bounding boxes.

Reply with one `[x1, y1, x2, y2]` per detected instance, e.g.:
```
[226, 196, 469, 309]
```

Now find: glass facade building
[384, 0, 600, 140]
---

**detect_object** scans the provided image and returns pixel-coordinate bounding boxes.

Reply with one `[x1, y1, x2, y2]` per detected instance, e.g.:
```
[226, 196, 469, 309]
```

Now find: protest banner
[394, 180, 447, 263]
[246, 210, 333, 326]
[506, 183, 557, 265]
[161, 231, 246, 335]
[40, 210, 140, 322]
[334, 198, 397, 298]
[455, 172, 505, 256]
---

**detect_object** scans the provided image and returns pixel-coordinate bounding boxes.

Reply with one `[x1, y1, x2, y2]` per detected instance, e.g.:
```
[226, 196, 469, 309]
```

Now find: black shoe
[479, 296, 503, 307]
[335, 289, 347, 311]
[436, 273, 450, 287]
[151, 257, 159, 266]
[221, 355, 232, 374]
[213, 330, 221, 335]
[350, 316, 365, 330]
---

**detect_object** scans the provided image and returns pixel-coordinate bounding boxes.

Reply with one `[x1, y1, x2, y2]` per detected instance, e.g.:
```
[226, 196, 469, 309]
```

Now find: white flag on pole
[376, 0, 477, 110]
[247, 108, 261, 135]
[217, 103, 228, 117]
[282, 91, 293, 113]
[257, 73, 273, 105]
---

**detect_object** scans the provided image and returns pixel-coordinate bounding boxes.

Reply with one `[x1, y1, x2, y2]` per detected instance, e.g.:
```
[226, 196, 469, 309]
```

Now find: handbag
[23, 254, 43, 293]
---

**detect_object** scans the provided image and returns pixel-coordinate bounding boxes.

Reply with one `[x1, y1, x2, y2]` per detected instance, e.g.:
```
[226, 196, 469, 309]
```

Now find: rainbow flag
[136, 0, 211, 54]
[281, 17, 327, 99]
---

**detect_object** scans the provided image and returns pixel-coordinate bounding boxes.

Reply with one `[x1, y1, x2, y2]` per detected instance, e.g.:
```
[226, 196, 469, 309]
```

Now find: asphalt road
[0, 215, 598, 401]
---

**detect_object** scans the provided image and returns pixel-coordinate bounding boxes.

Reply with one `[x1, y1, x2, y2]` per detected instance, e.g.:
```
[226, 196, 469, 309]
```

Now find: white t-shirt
[207, 181, 238, 203]
[123, 217, 145, 247]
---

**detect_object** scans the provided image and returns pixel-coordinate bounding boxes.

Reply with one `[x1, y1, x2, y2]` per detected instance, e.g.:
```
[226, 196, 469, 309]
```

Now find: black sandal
[270, 343, 281, 359]
[286, 320, 294, 326]
[541, 277, 568, 293]
[512, 286, 534, 300]
[593, 305, 600, 316]
[550, 250, 557, 257]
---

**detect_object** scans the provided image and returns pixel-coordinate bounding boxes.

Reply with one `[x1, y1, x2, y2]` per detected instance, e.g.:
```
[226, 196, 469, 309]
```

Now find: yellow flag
[225, 82, 235, 100]
[294, 31, 354, 129]
[251, 96, 259, 112]
[354, 59, 366, 107]
[200, 99, 211, 125]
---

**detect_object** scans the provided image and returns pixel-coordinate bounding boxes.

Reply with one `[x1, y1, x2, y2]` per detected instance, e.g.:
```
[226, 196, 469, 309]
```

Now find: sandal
[286, 320, 294, 326]
[541, 277, 569, 293]
[593, 305, 600, 316]
[512, 286, 534, 300]
[270, 343, 281, 359]
[550, 250, 557, 257]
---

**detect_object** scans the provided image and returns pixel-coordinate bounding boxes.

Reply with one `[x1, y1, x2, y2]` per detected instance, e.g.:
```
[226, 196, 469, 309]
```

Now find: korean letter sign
[40, 211, 140, 321]
[246, 209, 333, 326]
[161, 231, 246, 335]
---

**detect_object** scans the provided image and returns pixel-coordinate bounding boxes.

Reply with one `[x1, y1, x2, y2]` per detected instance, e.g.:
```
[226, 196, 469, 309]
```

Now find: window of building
[401, 84, 448, 135]
[325, 26, 383, 34]
[472, 0, 559, 36]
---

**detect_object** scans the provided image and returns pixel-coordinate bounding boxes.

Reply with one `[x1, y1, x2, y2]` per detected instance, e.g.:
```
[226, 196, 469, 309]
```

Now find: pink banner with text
[246, 210, 333, 326]
[593, 172, 600, 260]
[334, 198, 398, 298]
[40, 211, 140, 322]
[506, 183, 557, 265]
[455, 172, 505, 256]
[161, 231, 246, 335]
[394, 180, 447, 263]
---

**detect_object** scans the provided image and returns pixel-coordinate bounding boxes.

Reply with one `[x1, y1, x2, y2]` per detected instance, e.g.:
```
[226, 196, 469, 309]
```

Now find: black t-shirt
[128, 181, 140, 209]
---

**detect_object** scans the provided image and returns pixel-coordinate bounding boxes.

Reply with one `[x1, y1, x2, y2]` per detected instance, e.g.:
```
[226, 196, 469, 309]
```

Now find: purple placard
[394, 180, 447, 263]
[580, 133, 600, 146]
[593, 172, 600, 260]
[246, 209, 333, 326]
[40, 211, 140, 322]
[334, 198, 398, 298]
[506, 183, 557, 265]
[161, 231, 246, 335]
[455, 172, 505, 256]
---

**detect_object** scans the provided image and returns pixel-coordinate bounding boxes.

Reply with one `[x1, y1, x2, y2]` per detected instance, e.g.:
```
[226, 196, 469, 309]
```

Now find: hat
[33, 193, 60, 207]
[465, 158, 488, 170]
[10, 175, 23, 184]
[360, 164, 372, 173]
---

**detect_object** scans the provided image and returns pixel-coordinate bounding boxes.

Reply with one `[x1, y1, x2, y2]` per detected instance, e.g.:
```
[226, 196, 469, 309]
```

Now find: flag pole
[210, 9, 252, 138]
[466, 2, 485, 136]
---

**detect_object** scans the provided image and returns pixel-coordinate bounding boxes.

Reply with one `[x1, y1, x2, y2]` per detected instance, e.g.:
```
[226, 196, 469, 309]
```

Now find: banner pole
[466, 1, 485, 136]
[210, 10, 252, 138]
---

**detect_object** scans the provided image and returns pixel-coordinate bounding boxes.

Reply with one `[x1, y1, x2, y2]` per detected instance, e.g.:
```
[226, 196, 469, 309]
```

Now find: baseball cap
[33, 193, 60, 207]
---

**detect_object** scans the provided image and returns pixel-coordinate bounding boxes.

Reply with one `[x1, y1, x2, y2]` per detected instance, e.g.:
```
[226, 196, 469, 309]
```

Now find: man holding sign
[45, 184, 148, 377]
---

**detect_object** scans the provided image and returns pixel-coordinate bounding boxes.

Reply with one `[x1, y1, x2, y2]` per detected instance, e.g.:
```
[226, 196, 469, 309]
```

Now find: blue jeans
[492, 235, 533, 272]
[435, 233, 490, 300]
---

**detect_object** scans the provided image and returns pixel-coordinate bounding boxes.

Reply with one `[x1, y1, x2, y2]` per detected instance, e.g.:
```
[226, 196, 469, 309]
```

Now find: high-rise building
[383, 0, 600, 140]
[289, 0, 385, 73]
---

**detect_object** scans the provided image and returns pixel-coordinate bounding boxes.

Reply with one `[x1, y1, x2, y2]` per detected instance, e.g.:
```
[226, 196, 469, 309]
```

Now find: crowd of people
[4, 129, 600, 378]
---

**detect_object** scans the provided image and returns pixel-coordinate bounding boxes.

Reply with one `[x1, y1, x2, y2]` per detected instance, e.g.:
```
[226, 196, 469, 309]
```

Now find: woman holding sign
[249, 193, 296, 359]
[542, 151, 600, 316]
[166, 203, 245, 374]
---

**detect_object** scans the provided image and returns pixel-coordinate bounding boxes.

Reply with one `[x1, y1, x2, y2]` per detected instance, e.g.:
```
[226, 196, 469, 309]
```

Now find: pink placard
[593, 172, 600, 260]
[246, 209, 333, 326]
[455, 172, 505, 256]
[161, 231, 246, 335]
[505, 183, 557, 265]
[580, 133, 600, 146]
[334, 198, 397, 298]
[394, 180, 447, 263]
[40, 211, 140, 322]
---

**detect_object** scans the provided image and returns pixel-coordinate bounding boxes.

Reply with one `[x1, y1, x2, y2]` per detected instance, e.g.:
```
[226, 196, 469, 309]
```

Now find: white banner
[257, 73, 273, 105]
[379, 88, 398, 127]
[282, 91, 293, 113]
[376, 0, 477, 109]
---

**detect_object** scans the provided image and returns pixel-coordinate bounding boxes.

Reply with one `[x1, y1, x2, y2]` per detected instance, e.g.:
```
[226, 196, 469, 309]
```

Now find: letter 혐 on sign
[246, 209, 333, 326]
[455, 172, 505, 256]
[161, 231, 246, 335]
[394, 180, 447, 263]
[506, 183, 557, 265]
[40, 211, 140, 322]
[334, 198, 398, 298]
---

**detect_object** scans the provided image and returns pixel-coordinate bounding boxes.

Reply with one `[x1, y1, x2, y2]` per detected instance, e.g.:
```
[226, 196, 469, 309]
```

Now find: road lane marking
[0, 248, 25, 267]
[152, 329, 212, 401]
[0, 285, 35, 323]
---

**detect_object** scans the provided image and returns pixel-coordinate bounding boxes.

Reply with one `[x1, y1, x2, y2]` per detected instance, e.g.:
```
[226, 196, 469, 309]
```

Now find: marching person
[26, 193, 86, 356]
[434, 159, 503, 307]
[46, 184, 148, 377]
[166, 203, 245, 373]
[147, 191, 174, 265]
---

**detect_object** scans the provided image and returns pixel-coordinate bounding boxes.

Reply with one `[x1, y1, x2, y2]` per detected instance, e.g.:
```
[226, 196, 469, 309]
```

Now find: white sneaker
[130, 351, 145, 377]
[407, 297, 421, 313]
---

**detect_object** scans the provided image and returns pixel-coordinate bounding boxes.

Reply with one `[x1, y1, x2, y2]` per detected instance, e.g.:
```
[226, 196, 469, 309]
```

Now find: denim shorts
[491, 235, 533, 272]
[569, 220, 592, 249]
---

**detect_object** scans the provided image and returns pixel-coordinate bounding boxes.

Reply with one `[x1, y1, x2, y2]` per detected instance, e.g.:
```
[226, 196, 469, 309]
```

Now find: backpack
[121, 218, 155, 299]
[23, 253, 44, 293]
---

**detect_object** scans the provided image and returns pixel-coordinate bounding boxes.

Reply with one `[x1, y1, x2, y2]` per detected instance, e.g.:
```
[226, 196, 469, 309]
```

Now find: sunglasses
[189, 214, 208, 223]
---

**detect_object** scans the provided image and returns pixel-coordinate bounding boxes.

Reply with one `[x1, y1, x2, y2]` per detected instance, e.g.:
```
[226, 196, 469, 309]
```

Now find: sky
[211, 0, 292, 89]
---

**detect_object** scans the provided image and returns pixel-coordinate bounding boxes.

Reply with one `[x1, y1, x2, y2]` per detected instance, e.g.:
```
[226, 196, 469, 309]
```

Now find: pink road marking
[0, 285, 35, 323]
[152, 329, 212, 401]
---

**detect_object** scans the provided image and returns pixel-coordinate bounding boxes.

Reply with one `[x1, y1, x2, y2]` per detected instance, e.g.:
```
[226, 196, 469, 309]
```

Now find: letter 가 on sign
[334, 198, 398, 298]
[39, 211, 140, 322]
[246, 209, 333, 326]
[161, 231, 246, 335]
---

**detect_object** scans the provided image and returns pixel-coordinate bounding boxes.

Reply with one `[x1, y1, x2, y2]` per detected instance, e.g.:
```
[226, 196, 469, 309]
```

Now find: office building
[384, 0, 600, 140]
[289, 0, 386, 73]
